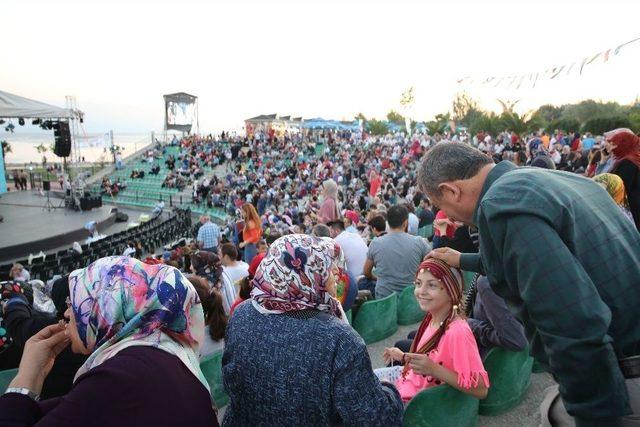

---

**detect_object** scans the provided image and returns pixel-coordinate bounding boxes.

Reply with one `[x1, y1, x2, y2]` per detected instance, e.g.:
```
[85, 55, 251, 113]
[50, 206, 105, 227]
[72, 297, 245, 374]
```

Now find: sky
[2, 0, 640, 133]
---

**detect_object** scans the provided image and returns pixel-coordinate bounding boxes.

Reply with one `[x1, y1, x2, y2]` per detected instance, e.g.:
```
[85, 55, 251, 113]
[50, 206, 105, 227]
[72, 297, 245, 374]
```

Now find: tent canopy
[0, 90, 81, 119]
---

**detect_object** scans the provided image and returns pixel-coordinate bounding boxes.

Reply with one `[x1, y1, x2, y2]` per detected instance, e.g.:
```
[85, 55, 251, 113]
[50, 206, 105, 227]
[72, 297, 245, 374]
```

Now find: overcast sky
[2, 0, 639, 133]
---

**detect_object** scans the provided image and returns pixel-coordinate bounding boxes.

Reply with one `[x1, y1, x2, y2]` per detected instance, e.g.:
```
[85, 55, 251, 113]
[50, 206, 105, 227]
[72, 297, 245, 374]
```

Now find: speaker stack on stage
[111, 208, 129, 222]
[80, 195, 102, 211]
[53, 121, 71, 157]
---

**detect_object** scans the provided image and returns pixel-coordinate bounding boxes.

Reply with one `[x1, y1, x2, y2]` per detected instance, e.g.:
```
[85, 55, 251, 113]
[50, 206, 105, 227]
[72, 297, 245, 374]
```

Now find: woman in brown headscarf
[605, 128, 640, 229]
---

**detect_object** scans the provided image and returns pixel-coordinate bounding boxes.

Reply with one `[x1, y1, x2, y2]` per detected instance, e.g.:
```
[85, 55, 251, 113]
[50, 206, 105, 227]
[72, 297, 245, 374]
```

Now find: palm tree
[499, 111, 541, 135]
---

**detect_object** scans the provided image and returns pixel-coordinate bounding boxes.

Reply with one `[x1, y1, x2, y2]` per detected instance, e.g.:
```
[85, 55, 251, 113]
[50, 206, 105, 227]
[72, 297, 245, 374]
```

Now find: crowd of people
[0, 124, 639, 426]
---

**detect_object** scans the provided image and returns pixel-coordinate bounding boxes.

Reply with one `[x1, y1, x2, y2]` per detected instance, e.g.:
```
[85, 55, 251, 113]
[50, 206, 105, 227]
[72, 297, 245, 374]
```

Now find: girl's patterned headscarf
[251, 234, 343, 318]
[69, 256, 209, 392]
[594, 173, 630, 209]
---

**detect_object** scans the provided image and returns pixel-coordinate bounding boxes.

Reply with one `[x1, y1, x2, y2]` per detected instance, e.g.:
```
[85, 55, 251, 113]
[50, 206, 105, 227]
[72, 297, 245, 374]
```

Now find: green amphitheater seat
[352, 292, 397, 344]
[200, 351, 229, 408]
[0, 368, 18, 393]
[418, 224, 433, 239]
[404, 384, 480, 427]
[532, 359, 546, 373]
[462, 271, 476, 292]
[479, 347, 533, 416]
[397, 285, 425, 325]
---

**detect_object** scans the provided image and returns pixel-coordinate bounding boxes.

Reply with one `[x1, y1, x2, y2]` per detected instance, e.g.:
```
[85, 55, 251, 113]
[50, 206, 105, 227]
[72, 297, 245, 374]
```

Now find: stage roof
[0, 90, 81, 119]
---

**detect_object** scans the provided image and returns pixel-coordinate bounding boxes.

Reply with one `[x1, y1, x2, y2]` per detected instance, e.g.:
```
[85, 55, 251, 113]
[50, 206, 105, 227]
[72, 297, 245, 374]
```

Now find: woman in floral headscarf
[0, 256, 218, 427]
[222, 234, 403, 426]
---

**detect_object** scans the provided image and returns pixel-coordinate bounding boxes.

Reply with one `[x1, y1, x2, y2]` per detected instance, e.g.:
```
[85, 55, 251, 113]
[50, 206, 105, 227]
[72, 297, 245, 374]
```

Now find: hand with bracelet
[6, 322, 70, 400]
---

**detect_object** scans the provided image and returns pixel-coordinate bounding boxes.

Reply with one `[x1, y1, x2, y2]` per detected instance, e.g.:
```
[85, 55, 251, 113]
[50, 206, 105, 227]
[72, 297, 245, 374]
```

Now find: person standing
[196, 215, 221, 253]
[238, 203, 262, 264]
[418, 143, 640, 427]
[606, 128, 640, 230]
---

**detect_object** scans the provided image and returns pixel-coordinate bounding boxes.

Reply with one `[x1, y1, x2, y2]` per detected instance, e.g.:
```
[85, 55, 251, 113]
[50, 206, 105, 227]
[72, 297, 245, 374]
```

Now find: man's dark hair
[220, 242, 238, 260]
[418, 143, 493, 196]
[387, 205, 409, 229]
[328, 220, 345, 232]
[312, 223, 331, 237]
[368, 215, 386, 233]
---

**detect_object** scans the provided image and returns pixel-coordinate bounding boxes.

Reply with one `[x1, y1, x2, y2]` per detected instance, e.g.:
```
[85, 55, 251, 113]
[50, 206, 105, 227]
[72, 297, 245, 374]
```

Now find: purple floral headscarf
[69, 256, 209, 392]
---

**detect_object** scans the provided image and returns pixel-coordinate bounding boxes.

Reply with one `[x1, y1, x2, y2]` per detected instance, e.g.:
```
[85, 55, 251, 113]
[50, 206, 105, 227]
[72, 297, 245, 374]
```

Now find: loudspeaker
[42, 180, 50, 191]
[53, 122, 71, 157]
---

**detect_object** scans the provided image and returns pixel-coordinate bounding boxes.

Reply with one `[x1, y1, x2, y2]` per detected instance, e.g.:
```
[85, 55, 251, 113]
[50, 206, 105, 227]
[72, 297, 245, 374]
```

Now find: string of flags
[457, 36, 640, 90]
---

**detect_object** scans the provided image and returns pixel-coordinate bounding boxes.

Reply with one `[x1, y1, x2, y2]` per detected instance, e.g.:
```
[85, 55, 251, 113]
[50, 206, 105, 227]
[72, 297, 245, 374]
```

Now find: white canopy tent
[0, 90, 82, 119]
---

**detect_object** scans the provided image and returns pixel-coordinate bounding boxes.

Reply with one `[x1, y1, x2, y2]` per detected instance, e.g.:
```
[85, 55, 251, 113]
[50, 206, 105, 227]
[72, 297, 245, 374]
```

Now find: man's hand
[425, 247, 462, 268]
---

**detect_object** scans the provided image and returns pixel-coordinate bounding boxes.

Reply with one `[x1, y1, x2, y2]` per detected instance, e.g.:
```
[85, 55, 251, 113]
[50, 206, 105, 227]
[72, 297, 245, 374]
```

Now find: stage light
[18, 118, 25, 126]
[32, 119, 41, 125]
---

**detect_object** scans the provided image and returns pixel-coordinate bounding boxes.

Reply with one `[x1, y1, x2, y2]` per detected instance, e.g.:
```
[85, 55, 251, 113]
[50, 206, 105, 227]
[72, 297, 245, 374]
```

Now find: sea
[0, 131, 153, 165]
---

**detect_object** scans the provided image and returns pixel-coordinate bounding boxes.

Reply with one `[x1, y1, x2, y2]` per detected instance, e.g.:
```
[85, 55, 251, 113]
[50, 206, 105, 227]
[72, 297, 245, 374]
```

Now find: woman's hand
[404, 353, 440, 377]
[425, 247, 462, 268]
[9, 322, 70, 395]
[238, 242, 246, 248]
[382, 347, 404, 364]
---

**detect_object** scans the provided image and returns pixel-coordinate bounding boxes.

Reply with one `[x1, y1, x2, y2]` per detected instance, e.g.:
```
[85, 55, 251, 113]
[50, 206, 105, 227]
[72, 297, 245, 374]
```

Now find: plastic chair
[418, 224, 433, 239]
[352, 292, 398, 344]
[0, 368, 18, 393]
[404, 384, 480, 427]
[397, 285, 425, 325]
[462, 271, 476, 292]
[200, 351, 229, 408]
[479, 347, 533, 416]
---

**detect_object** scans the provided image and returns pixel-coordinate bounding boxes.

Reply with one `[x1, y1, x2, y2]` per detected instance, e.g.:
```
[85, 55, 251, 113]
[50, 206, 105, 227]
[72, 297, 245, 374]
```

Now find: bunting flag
[457, 35, 640, 89]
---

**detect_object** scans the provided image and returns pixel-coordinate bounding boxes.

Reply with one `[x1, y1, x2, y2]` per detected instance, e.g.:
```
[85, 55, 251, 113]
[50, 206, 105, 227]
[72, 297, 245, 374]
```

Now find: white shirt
[335, 231, 368, 277]
[407, 213, 419, 235]
[223, 262, 249, 285]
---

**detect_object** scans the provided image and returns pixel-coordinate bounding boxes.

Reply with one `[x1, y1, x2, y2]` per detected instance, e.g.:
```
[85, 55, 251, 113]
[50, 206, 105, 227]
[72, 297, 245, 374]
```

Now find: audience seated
[188, 275, 227, 359]
[360, 205, 430, 299]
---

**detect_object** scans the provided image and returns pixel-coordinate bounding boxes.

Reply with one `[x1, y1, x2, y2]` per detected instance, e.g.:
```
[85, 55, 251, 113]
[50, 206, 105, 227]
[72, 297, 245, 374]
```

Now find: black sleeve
[5, 302, 57, 347]
[613, 160, 638, 194]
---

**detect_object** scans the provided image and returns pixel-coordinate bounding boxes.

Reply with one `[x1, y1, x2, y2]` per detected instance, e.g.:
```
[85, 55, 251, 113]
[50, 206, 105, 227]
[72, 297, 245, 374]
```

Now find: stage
[0, 190, 130, 262]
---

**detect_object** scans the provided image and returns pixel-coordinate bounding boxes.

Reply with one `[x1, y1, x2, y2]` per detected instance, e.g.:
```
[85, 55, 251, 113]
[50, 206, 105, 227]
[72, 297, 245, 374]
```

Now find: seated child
[375, 258, 489, 402]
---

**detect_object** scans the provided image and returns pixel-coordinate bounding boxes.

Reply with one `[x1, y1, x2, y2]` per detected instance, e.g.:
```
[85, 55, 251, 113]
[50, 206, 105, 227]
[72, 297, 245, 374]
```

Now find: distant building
[245, 114, 303, 137]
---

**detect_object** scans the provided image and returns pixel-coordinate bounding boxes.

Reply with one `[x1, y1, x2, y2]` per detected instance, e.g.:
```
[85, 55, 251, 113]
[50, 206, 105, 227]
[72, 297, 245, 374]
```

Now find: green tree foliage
[354, 112, 367, 121]
[581, 116, 632, 135]
[468, 112, 501, 136]
[499, 111, 541, 135]
[386, 110, 405, 125]
[532, 104, 564, 126]
[561, 100, 628, 125]
[367, 119, 389, 135]
[545, 118, 581, 133]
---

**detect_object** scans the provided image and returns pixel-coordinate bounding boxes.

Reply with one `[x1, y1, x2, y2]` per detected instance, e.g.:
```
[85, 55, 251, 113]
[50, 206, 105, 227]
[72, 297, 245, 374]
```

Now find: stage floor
[0, 191, 139, 262]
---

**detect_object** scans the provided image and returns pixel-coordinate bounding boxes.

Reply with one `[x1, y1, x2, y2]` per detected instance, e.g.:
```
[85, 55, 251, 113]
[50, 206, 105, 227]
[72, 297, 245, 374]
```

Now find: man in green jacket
[419, 143, 640, 427]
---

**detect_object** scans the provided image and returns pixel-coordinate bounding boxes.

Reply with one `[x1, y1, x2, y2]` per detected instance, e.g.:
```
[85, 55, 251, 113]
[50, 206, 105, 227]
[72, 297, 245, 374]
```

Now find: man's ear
[437, 182, 461, 201]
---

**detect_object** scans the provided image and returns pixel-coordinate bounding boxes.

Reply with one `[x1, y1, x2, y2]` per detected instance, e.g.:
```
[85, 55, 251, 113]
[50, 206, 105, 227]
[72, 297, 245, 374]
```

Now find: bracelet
[4, 387, 40, 401]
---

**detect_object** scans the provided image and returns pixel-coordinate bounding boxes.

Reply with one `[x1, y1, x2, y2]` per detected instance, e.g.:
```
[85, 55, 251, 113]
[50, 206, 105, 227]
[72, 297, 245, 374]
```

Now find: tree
[561, 100, 627, 126]
[468, 112, 501, 136]
[425, 121, 444, 135]
[531, 104, 564, 126]
[366, 119, 388, 136]
[582, 116, 632, 135]
[354, 112, 367, 121]
[452, 92, 479, 122]
[499, 111, 541, 135]
[35, 143, 49, 168]
[386, 110, 405, 125]
[545, 118, 581, 133]
[497, 99, 520, 114]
